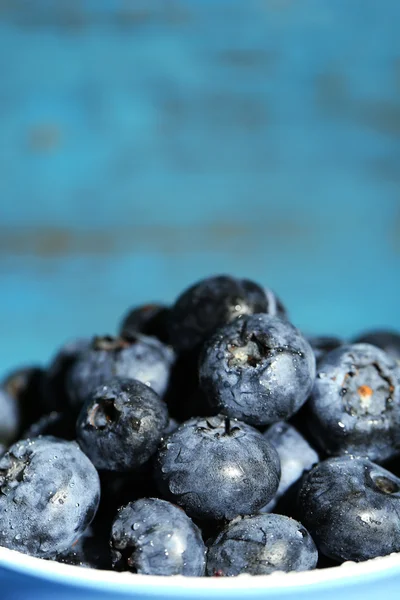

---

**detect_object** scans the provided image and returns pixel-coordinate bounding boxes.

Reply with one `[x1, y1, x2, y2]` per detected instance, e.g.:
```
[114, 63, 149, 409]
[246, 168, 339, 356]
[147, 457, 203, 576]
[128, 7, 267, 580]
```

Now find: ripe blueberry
[206, 513, 318, 576]
[154, 414, 280, 521]
[68, 335, 174, 410]
[111, 498, 206, 576]
[298, 455, 400, 562]
[77, 378, 168, 472]
[168, 275, 285, 353]
[0, 436, 100, 558]
[309, 343, 400, 462]
[199, 315, 316, 426]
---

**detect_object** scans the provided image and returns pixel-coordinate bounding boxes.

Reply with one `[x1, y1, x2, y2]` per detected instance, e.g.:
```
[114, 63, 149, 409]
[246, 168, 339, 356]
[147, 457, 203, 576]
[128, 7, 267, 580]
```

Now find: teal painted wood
[1, 0, 400, 374]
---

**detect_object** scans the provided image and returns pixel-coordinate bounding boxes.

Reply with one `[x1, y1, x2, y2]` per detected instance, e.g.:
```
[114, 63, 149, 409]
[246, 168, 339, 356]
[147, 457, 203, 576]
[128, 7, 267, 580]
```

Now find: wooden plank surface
[0, 0, 399, 373]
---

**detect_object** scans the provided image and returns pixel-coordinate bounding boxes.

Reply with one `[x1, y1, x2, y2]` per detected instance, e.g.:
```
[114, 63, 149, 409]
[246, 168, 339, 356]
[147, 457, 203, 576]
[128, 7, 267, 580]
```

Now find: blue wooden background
[0, 0, 400, 376]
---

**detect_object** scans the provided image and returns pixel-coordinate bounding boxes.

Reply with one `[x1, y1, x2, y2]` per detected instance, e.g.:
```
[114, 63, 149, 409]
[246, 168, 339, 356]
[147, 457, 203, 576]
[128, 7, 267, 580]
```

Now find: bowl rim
[1, 546, 400, 593]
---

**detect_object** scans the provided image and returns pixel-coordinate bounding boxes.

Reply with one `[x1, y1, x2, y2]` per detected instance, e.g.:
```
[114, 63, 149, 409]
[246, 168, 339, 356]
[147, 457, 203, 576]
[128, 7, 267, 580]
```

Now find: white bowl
[1, 546, 400, 599]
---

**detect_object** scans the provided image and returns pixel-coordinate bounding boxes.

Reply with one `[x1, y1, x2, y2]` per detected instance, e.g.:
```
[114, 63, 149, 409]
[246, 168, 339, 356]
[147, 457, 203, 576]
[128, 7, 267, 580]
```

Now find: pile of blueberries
[1, 275, 400, 578]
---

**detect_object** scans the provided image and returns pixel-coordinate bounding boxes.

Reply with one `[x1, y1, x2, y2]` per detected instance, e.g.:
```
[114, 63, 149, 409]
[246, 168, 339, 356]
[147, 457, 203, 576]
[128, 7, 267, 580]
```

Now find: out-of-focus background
[0, 0, 399, 372]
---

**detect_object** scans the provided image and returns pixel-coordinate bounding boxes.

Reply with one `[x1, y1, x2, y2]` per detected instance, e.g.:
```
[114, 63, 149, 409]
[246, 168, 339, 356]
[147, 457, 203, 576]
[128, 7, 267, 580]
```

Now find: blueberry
[43, 338, 91, 412]
[261, 422, 319, 512]
[154, 415, 280, 521]
[307, 336, 344, 364]
[56, 527, 111, 570]
[168, 275, 285, 353]
[76, 378, 169, 472]
[199, 315, 316, 426]
[353, 330, 400, 363]
[308, 343, 400, 463]
[206, 513, 318, 576]
[110, 498, 206, 576]
[68, 335, 175, 410]
[119, 303, 170, 344]
[298, 455, 400, 562]
[0, 436, 100, 558]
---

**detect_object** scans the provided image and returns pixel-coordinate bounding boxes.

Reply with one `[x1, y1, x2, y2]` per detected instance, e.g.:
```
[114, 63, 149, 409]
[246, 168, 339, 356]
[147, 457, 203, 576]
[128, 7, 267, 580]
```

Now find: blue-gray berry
[206, 513, 318, 576]
[154, 415, 280, 521]
[111, 498, 206, 576]
[199, 315, 316, 426]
